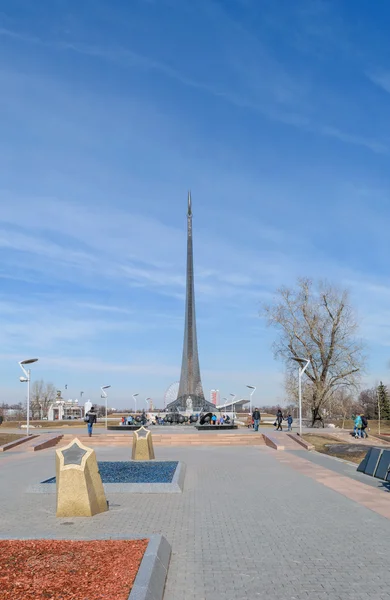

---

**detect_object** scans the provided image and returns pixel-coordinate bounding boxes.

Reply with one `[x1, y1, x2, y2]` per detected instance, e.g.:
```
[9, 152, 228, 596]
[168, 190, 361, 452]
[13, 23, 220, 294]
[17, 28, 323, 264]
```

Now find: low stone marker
[56, 438, 108, 517]
[132, 426, 155, 461]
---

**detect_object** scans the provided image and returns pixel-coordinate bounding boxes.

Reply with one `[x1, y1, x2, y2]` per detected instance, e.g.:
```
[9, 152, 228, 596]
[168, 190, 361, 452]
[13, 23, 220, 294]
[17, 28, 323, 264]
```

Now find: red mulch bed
[0, 539, 149, 600]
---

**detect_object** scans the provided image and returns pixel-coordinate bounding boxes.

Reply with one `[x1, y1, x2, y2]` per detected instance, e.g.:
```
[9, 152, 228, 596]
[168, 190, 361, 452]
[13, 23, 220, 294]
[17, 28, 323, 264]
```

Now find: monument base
[56, 438, 108, 517]
[195, 425, 238, 431]
[108, 425, 146, 431]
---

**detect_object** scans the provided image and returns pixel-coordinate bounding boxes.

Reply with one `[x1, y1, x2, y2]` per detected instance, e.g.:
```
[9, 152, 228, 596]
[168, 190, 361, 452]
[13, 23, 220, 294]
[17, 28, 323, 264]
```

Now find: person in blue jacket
[287, 414, 293, 432]
[354, 414, 362, 438]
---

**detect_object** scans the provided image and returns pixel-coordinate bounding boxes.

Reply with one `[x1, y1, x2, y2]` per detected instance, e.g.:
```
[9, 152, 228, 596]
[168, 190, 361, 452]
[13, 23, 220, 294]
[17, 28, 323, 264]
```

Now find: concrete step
[60, 433, 266, 447]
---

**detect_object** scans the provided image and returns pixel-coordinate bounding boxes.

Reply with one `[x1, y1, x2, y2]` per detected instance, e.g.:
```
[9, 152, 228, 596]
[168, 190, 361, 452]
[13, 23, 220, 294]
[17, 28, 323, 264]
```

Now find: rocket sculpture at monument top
[167, 192, 215, 413]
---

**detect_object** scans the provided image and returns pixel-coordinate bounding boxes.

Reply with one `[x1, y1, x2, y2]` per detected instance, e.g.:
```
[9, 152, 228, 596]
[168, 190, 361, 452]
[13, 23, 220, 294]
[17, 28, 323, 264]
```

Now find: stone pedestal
[56, 438, 108, 517]
[132, 426, 155, 460]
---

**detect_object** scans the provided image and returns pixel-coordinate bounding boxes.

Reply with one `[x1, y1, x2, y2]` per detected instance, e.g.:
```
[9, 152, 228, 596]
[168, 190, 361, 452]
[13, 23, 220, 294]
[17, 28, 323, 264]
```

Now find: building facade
[210, 389, 220, 406]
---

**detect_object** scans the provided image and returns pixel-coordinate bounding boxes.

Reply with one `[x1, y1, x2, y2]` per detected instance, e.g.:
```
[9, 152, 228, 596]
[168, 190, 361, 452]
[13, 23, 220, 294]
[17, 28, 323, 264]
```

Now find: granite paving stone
[1, 444, 390, 599]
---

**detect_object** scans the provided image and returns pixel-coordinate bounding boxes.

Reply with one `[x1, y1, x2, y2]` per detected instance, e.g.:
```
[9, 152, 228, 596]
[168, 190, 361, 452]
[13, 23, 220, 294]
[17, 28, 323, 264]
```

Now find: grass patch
[331, 420, 390, 435]
[0, 433, 25, 447]
[302, 433, 368, 464]
[0, 421, 104, 428]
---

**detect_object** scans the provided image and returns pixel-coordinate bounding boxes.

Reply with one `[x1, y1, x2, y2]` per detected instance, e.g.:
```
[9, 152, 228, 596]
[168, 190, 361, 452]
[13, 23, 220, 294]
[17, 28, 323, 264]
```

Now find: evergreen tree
[377, 382, 390, 420]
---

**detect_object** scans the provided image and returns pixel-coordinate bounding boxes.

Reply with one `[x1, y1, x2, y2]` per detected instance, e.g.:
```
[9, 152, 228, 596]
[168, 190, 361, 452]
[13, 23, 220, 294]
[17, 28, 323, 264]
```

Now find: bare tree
[331, 388, 356, 429]
[95, 404, 106, 418]
[284, 371, 315, 420]
[359, 387, 377, 419]
[14, 403, 25, 421]
[31, 380, 44, 419]
[31, 380, 57, 419]
[264, 278, 365, 426]
[40, 383, 57, 418]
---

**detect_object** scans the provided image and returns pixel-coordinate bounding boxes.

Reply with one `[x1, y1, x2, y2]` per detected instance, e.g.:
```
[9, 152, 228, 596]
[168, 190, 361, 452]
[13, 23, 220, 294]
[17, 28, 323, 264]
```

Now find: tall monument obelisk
[167, 192, 215, 413]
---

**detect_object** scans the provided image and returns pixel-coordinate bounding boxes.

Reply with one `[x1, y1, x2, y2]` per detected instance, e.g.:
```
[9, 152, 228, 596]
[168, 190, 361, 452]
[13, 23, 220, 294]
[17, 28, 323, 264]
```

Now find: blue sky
[1, 0, 390, 409]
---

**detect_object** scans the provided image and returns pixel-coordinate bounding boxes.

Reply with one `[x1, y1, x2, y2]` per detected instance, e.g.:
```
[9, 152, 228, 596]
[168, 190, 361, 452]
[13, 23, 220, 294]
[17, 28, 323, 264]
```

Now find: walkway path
[1, 443, 390, 599]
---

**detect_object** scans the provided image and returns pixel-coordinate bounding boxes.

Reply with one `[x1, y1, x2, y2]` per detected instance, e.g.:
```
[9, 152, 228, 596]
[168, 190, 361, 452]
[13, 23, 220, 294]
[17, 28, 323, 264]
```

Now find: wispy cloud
[367, 70, 390, 95]
[0, 353, 178, 376]
[76, 303, 133, 314]
[0, 19, 386, 154]
[0, 193, 292, 301]
[316, 125, 387, 154]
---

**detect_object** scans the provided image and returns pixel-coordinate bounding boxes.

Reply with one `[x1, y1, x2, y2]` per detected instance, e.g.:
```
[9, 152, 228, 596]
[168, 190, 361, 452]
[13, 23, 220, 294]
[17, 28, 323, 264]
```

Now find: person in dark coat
[85, 406, 97, 437]
[252, 408, 261, 431]
[361, 415, 369, 438]
[275, 409, 283, 431]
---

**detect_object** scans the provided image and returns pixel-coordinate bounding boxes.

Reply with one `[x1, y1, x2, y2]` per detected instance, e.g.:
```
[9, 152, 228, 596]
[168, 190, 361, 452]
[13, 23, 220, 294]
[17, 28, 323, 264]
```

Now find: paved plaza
[1, 438, 390, 599]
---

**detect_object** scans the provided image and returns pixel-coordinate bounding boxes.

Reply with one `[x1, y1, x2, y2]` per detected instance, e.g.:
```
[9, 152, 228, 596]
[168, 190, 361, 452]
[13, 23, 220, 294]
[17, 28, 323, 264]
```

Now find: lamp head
[246, 385, 255, 390]
[133, 393, 139, 398]
[102, 385, 111, 390]
[19, 358, 38, 365]
[291, 357, 310, 364]
[19, 376, 28, 383]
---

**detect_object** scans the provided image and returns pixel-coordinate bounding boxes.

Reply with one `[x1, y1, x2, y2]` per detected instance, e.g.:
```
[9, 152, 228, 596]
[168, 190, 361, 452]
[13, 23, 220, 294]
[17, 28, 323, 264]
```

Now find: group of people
[84, 407, 151, 437]
[274, 409, 293, 432]
[85, 405, 370, 439]
[210, 414, 230, 425]
[354, 414, 369, 438]
[120, 410, 148, 426]
[247, 408, 294, 432]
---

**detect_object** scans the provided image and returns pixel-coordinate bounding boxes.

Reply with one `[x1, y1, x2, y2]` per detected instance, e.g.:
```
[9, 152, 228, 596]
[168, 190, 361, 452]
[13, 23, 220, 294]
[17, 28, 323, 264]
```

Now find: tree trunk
[311, 405, 324, 427]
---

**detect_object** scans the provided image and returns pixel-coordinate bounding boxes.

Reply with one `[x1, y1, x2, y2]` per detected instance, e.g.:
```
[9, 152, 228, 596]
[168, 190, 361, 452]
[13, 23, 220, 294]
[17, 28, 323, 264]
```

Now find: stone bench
[0, 435, 39, 452]
[357, 447, 390, 480]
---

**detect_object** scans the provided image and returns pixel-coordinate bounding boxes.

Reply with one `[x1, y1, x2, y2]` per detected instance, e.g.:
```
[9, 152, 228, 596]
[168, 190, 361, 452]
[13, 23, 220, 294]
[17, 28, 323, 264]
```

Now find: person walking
[252, 408, 261, 432]
[287, 414, 293, 432]
[85, 406, 97, 437]
[276, 409, 283, 431]
[354, 414, 362, 439]
[361, 414, 369, 439]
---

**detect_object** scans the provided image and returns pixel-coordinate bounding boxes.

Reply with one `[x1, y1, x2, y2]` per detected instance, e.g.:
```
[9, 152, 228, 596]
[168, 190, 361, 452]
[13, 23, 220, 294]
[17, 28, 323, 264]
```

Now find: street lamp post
[132, 393, 139, 414]
[145, 397, 151, 410]
[246, 385, 256, 416]
[101, 385, 111, 430]
[18, 358, 38, 437]
[230, 393, 236, 424]
[291, 357, 310, 436]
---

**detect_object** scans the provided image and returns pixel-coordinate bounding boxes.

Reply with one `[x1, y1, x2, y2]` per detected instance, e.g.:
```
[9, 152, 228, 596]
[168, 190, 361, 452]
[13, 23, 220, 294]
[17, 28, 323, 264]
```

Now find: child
[287, 414, 293, 432]
[354, 415, 362, 438]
